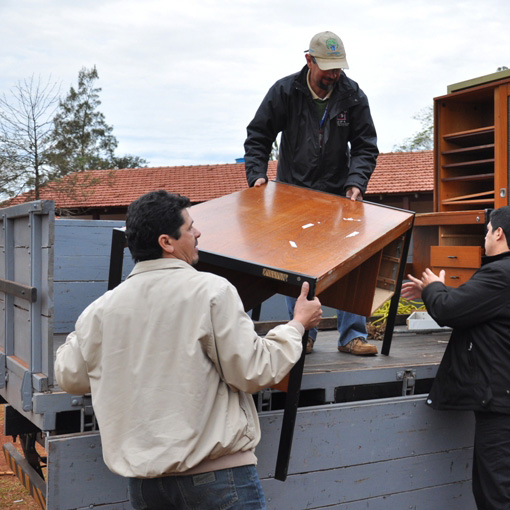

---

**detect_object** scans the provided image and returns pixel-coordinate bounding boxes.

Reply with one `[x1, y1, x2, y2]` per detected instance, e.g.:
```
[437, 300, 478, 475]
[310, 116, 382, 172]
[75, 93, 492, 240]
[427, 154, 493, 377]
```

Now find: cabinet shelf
[442, 143, 494, 156]
[442, 158, 494, 170]
[443, 126, 495, 147]
[441, 199, 494, 206]
[441, 172, 494, 182]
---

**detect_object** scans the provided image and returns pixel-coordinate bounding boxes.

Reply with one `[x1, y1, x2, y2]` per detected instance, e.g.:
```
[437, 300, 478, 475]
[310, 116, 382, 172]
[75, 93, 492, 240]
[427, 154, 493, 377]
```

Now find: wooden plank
[441, 198, 494, 205]
[371, 288, 393, 315]
[442, 143, 494, 155]
[46, 432, 132, 509]
[442, 158, 494, 168]
[443, 125, 495, 141]
[316, 251, 382, 315]
[54, 281, 110, 333]
[300, 328, 448, 385]
[414, 210, 486, 226]
[261, 450, 474, 509]
[257, 391, 475, 509]
[441, 173, 494, 183]
[54, 220, 132, 282]
[441, 190, 493, 202]
[329, 483, 475, 510]
[0, 279, 36, 302]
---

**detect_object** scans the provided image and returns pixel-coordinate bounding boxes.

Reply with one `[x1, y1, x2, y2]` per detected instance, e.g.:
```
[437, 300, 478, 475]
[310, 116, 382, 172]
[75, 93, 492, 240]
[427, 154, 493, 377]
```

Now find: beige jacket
[55, 258, 303, 478]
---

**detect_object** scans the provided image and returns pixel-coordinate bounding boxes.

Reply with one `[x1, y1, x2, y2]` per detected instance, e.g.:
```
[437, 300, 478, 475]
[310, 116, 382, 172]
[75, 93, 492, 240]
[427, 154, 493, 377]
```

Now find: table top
[190, 181, 414, 294]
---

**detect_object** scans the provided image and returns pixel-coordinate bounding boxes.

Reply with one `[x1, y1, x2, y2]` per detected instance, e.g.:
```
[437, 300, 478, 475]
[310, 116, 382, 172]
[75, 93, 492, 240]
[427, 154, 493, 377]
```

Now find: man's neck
[306, 70, 332, 100]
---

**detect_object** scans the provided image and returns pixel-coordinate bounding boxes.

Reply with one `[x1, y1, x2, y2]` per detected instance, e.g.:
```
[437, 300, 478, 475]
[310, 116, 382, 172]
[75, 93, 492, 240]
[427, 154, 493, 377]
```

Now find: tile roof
[6, 162, 278, 208]
[5, 151, 433, 208]
[366, 151, 433, 195]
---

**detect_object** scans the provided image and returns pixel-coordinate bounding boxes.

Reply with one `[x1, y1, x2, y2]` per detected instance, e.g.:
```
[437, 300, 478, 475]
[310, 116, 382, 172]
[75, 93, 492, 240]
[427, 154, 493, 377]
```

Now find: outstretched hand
[292, 282, 322, 331]
[401, 268, 445, 300]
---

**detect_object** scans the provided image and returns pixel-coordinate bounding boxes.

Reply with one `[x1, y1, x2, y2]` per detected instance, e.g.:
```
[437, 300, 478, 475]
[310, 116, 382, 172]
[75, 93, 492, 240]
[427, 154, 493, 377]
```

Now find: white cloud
[1, 0, 509, 166]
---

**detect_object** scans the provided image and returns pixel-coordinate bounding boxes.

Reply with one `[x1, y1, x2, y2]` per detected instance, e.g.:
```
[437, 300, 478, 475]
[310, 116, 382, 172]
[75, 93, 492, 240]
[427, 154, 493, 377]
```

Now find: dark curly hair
[126, 190, 191, 262]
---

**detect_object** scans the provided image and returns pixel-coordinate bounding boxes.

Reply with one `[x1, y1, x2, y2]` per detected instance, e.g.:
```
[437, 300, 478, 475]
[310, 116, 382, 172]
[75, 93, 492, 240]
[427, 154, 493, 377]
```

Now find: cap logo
[325, 38, 341, 56]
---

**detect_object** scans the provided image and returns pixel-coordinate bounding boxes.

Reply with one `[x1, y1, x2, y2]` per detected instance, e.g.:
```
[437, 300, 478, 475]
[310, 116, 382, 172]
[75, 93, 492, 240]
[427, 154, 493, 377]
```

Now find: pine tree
[48, 66, 118, 176]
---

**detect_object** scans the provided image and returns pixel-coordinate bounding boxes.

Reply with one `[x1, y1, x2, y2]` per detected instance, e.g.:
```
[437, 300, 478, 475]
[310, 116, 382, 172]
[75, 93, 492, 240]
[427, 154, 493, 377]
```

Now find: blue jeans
[128, 465, 266, 510]
[285, 296, 367, 346]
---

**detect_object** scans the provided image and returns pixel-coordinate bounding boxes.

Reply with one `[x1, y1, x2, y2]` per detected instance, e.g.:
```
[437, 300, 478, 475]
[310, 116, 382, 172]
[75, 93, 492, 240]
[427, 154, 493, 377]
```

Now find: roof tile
[6, 151, 433, 208]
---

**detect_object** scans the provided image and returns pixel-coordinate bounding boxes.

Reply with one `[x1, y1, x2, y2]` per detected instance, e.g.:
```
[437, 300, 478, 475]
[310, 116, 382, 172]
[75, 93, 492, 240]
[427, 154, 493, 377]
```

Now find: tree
[48, 66, 119, 176]
[393, 106, 433, 152]
[111, 154, 148, 169]
[0, 76, 60, 198]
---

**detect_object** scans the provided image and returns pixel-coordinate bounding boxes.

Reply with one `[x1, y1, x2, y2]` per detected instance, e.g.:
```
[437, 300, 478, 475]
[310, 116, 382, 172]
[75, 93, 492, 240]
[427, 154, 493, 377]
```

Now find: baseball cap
[306, 31, 349, 70]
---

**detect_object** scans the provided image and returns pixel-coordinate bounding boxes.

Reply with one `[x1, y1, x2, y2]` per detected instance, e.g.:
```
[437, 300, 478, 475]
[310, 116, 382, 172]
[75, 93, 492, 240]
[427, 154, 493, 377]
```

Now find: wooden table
[190, 181, 415, 480]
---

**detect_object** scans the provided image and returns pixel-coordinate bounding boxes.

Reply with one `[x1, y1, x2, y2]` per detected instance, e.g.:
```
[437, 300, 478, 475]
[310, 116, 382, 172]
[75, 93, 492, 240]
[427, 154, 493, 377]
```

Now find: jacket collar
[127, 257, 193, 279]
[294, 65, 356, 101]
[481, 250, 510, 266]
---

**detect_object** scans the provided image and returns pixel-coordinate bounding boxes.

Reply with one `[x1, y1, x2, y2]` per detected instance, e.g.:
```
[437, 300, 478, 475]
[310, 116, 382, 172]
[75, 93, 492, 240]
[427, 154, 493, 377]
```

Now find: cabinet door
[494, 83, 510, 208]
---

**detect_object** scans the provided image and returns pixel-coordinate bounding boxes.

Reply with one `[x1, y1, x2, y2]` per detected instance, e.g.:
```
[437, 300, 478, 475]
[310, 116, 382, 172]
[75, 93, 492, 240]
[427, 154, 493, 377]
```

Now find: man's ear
[158, 234, 174, 255]
[496, 226, 505, 241]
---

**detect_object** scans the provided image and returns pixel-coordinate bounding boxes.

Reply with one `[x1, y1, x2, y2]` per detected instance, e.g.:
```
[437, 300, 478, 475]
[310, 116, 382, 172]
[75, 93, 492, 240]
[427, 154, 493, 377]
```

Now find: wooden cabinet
[435, 75, 510, 212]
[430, 245, 482, 287]
[412, 71, 510, 277]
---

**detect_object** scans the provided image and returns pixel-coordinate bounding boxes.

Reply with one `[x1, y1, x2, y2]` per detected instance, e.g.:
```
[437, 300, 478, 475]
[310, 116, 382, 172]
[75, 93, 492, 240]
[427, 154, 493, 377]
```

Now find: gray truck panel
[42, 395, 476, 510]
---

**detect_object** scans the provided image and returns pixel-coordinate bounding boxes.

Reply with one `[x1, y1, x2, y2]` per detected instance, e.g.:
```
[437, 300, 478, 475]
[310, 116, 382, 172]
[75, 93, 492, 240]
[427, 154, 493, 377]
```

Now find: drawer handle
[449, 276, 460, 279]
[447, 255, 458, 259]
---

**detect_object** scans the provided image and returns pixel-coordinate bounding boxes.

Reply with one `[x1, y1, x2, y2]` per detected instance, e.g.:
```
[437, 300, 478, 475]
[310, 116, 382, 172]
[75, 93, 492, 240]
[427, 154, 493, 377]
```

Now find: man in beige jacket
[55, 189, 322, 510]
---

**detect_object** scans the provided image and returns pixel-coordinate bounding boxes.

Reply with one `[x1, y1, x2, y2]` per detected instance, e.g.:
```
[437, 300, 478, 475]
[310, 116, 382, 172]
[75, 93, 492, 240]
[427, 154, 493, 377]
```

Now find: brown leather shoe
[306, 338, 314, 354]
[338, 337, 378, 356]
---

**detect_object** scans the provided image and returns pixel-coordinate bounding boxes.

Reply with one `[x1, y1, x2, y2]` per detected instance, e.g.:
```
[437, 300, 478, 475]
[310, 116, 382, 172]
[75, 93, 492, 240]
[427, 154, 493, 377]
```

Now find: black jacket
[425, 251, 510, 414]
[244, 65, 378, 196]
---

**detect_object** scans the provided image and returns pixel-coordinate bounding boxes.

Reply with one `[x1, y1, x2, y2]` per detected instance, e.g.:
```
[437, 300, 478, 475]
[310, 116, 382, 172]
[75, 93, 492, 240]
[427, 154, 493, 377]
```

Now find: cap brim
[316, 57, 349, 71]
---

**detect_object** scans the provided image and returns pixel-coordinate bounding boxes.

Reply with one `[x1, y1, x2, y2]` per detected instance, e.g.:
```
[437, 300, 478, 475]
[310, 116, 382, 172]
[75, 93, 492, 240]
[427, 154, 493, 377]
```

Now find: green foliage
[0, 67, 149, 200]
[112, 154, 148, 169]
[393, 106, 433, 152]
[47, 66, 118, 176]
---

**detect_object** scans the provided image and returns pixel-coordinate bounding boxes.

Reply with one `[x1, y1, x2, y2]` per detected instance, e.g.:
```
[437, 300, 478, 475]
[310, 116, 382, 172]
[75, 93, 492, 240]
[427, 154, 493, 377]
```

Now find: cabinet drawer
[431, 267, 475, 287]
[430, 245, 482, 268]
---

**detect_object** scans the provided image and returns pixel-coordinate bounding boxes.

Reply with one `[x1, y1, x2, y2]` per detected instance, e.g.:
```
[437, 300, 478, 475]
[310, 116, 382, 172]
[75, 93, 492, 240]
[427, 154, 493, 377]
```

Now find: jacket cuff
[287, 320, 305, 336]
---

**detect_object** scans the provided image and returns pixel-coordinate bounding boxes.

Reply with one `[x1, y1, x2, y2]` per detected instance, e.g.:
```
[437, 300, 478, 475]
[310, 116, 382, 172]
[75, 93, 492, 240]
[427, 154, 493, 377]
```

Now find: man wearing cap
[244, 31, 379, 356]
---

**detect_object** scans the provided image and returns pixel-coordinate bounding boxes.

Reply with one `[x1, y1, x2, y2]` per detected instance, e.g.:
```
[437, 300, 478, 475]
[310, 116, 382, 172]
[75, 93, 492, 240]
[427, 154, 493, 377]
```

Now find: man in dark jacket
[244, 30, 379, 355]
[401, 206, 510, 510]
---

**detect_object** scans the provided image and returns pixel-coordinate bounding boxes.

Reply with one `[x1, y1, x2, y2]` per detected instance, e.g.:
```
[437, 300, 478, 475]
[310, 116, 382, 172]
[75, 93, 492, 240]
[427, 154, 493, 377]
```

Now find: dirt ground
[0, 406, 42, 510]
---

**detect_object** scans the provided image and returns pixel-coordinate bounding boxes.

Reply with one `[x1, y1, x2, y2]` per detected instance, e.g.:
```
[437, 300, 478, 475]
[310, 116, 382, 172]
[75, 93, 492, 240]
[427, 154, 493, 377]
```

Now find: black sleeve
[243, 81, 288, 187]
[344, 90, 379, 194]
[422, 264, 510, 329]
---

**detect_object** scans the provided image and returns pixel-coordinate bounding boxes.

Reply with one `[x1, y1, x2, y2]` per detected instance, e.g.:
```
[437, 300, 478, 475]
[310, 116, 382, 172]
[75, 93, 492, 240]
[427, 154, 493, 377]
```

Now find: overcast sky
[2, 0, 509, 168]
